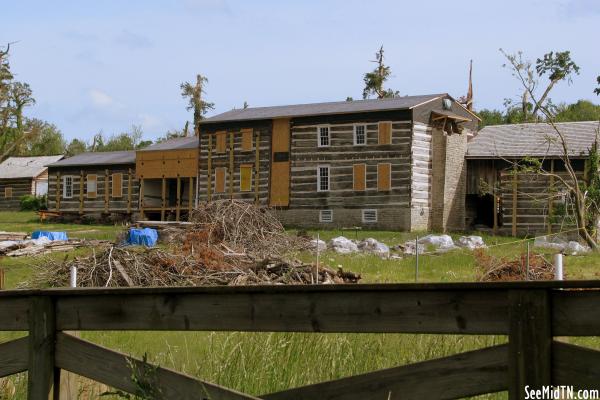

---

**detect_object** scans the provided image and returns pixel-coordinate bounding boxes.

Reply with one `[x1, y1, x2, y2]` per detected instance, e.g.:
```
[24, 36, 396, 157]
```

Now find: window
[317, 165, 330, 192]
[4, 187, 12, 198]
[241, 128, 253, 151]
[87, 174, 97, 198]
[353, 164, 366, 191]
[354, 124, 366, 145]
[240, 165, 252, 192]
[377, 163, 391, 191]
[362, 209, 378, 223]
[319, 210, 333, 223]
[318, 126, 330, 147]
[215, 167, 226, 193]
[112, 173, 123, 198]
[378, 122, 392, 145]
[63, 176, 73, 198]
[216, 131, 227, 153]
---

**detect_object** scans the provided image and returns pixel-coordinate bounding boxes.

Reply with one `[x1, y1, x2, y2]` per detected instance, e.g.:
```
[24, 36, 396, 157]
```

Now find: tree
[503, 50, 598, 249]
[554, 100, 600, 122]
[21, 118, 65, 156]
[65, 138, 87, 156]
[477, 109, 505, 127]
[92, 125, 148, 152]
[181, 74, 214, 136]
[362, 46, 399, 99]
[595, 76, 600, 96]
[534, 51, 580, 116]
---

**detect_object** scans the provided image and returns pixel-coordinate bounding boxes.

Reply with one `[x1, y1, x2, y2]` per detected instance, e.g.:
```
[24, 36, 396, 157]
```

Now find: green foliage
[181, 74, 214, 130]
[92, 125, 147, 152]
[554, 100, 600, 122]
[595, 76, 600, 96]
[583, 140, 600, 235]
[536, 51, 580, 84]
[19, 194, 46, 211]
[362, 46, 399, 99]
[65, 138, 87, 156]
[155, 128, 188, 143]
[20, 118, 65, 156]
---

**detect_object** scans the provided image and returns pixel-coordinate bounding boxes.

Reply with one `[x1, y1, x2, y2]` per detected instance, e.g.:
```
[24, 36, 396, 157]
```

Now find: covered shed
[47, 151, 138, 220]
[135, 136, 199, 221]
[466, 121, 599, 236]
[0, 155, 64, 210]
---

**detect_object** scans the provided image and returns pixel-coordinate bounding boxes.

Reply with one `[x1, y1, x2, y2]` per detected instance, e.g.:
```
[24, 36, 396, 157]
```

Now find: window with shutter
[240, 165, 252, 191]
[87, 174, 97, 198]
[216, 131, 227, 153]
[241, 129, 253, 151]
[378, 122, 392, 145]
[112, 173, 123, 198]
[215, 167, 226, 193]
[377, 163, 391, 191]
[353, 164, 366, 191]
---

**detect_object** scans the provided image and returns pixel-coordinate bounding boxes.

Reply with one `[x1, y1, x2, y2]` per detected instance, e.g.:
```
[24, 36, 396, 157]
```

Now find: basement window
[362, 209, 378, 223]
[354, 124, 366, 145]
[318, 126, 330, 147]
[319, 209, 333, 223]
[63, 176, 73, 199]
[317, 165, 330, 192]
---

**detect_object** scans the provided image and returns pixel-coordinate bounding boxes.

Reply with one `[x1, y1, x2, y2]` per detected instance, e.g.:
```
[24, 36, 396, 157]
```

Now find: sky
[2, 0, 600, 142]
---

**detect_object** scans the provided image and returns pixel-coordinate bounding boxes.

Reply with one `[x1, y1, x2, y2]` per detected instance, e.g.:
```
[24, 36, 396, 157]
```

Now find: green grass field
[1, 211, 599, 399]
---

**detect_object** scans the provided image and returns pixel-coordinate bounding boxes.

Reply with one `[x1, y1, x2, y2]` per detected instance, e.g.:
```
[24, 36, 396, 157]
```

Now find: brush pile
[474, 249, 555, 281]
[27, 245, 360, 288]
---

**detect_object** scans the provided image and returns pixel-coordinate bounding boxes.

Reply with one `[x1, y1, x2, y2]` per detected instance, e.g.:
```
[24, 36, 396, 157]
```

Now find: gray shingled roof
[467, 121, 600, 159]
[201, 94, 445, 123]
[139, 136, 198, 151]
[48, 151, 136, 167]
[0, 155, 64, 179]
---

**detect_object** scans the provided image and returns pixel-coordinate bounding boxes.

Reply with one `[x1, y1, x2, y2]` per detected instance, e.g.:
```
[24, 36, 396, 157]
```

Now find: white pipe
[70, 266, 77, 288]
[554, 253, 563, 281]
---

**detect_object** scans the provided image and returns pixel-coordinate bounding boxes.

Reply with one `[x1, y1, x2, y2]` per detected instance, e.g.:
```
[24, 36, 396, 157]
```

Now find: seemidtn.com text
[525, 386, 600, 400]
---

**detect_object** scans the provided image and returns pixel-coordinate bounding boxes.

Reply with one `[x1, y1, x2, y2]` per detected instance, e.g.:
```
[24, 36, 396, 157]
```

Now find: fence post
[0, 268, 4, 290]
[28, 295, 58, 399]
[508, 289, 552, 400]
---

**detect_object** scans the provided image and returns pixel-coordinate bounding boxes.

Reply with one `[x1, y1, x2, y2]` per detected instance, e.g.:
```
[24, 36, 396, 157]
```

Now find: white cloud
[89, 89, 114, 107]
[138, 113, 162, 130]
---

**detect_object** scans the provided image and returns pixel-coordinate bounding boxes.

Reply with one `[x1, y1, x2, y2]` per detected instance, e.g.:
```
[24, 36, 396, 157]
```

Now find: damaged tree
[503, 49, 599, 249]
[180, 74, 214, 137]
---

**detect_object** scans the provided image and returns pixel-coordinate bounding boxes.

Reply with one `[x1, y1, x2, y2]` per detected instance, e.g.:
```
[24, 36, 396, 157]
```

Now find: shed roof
[466, 121, 600, 159]
[139, 136, 198, 151]
[0, 155, 64, 179]
[47, 151, 136, 168]
[200, 94, 446, 124]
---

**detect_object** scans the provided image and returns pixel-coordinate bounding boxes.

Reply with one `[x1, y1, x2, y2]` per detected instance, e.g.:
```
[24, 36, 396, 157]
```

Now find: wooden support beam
[56, 173, 61, 212]
[78, 170, 84, 215]
[139, 178, 145, 220]
[255, 130, 260, 205]
[207, 134, 212, 202]
[263, 344, 508, 400]
[188, 176, 193, 216]
[493, 194, 498, 234]
[547, 159, 554, 235]
[229, 131, 234, 199]
[28, 296, 57, 400]
[508, 289, 551, 399]
[104, 169, 109, 214]
[176, 175, 181, 222]
[55, 333, 261, 400]
[0, 337, 28, 378]
[512, 166, 518, 237]
[127, 168, 132, 214]
[161, 176, 166, 221]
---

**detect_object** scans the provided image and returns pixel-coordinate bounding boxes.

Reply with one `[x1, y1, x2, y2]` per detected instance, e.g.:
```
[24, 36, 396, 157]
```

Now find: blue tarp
[126, 228, 158, 247]
[31, 231, 69, 241]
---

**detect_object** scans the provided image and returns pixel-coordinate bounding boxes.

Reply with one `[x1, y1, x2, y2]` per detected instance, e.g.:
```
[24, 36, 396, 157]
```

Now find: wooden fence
[1, 281, 600, 400]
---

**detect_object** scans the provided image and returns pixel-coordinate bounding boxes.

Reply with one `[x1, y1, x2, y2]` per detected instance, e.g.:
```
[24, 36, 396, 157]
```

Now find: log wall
[0, 178, 33, 210]
[47, 165, 139, 218]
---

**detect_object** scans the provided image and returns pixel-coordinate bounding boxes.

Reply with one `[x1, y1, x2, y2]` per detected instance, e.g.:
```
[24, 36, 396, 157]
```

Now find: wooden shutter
[240, 165, 252, 191]
[4, 187, 12, 198]
[216, 131, 227, 153]
[377, 163, 391, 191]
[241, 128, 253, 151]
[378, 122, 392, 145]
[215, 167, 226, 193]
[112, 173, 123, 198]
[87, 174, 97, 198]
[353, 164, 366, 191]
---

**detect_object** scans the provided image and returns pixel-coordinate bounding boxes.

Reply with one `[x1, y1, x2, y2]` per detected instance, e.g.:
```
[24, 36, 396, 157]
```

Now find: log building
[0, 155, 63, 210]
[46, 151, 138, 220]
[466, 121, 598, 236]
[199, 94, 479, 231]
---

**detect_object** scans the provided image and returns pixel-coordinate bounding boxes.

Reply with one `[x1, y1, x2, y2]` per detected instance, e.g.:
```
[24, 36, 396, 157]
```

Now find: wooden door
[270, 118, 290, 206]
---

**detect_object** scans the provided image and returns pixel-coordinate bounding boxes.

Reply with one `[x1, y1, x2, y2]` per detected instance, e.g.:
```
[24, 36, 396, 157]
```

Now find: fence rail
[1, 281, 600, 399]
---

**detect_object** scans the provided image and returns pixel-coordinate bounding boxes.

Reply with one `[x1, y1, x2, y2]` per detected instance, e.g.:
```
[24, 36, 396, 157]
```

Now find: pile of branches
[474, 249, 555, 281]
[26, 245, 360, 288]
[188, 200, 306, 257]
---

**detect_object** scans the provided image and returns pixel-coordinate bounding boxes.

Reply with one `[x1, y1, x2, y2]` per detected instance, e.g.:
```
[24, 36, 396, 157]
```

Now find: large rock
[534, 236, 590, 255]
[418, 234, 456, 250]
[329, 236, 359, 254]
[456, 235, 486, 250]
[357, 238, 390, 257]
[310, 239, 327, 252]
